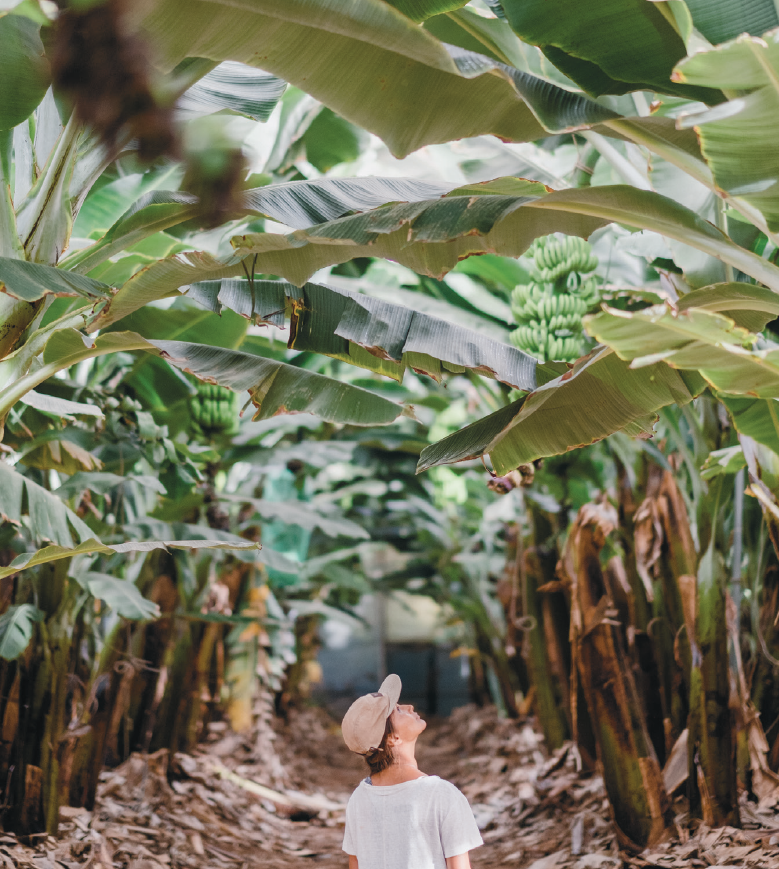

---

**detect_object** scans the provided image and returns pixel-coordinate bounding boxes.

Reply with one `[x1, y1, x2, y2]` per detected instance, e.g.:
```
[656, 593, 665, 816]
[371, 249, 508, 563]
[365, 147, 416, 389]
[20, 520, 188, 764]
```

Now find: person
[341, 674, 483, 869]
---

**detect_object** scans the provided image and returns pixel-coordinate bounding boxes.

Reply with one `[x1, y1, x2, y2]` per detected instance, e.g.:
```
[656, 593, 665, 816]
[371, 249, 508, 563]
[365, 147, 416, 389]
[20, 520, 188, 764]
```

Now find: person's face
[390, 703, 427, 742]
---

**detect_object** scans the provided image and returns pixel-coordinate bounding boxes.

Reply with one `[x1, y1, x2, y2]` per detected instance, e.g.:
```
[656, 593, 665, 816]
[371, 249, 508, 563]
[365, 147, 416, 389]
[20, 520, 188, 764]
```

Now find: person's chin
[418, 719, 428, 731]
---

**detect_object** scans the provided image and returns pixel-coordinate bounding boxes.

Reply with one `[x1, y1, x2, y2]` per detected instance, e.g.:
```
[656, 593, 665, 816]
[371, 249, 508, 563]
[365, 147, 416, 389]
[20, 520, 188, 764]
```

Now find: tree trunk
[564, 501, 672, 851]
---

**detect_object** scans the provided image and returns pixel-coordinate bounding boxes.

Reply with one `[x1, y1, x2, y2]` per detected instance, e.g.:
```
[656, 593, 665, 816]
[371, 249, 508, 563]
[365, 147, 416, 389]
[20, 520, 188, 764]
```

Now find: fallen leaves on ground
[4, 705, 779, 868]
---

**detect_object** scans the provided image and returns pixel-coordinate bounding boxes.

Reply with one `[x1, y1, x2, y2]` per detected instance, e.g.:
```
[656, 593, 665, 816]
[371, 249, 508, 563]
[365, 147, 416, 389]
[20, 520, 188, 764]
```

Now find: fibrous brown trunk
[564, 501, 672, 851]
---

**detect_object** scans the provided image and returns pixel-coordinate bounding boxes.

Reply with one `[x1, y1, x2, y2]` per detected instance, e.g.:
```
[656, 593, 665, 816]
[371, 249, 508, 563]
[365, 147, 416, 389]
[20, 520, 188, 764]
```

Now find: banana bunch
[190, 381, 239, 440]
[509, 235, 600, 363]
[532, 235, 598, 285]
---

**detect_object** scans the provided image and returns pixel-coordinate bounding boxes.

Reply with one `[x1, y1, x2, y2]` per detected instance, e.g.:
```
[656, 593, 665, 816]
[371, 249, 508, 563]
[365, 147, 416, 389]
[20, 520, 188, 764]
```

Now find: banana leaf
[0, 536, 260, 581]
[2, 330, 408, 428]
[131, 0, 691, 159]
[177, 61, 287, 121]
[73, 572, 160, 620]
[93, 181, 779, 330]
[418, 348, 704, 474]
[0, 604, 43, 661]
[185, 277, 537, 390]
[586, 302, 779, 398]
[684, 0, 778, 44]
[384, 0, 468, 22]
[0, 257, 112, 302]
[0, 461, 93, 546]
[0, 14, 49, 131]
[674, 30, 779, 231]
[500, 0, 715, 99]
[223, 496, 369, 540]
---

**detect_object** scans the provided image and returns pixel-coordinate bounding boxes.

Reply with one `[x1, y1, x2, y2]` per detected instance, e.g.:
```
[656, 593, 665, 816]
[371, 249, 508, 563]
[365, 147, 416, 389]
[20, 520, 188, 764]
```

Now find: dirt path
[5, 705, 779, 869]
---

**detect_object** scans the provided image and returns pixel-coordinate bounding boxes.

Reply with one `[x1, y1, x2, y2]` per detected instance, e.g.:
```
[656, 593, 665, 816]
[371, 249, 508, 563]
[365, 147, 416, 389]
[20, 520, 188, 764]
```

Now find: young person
[341, 674, 483, 869]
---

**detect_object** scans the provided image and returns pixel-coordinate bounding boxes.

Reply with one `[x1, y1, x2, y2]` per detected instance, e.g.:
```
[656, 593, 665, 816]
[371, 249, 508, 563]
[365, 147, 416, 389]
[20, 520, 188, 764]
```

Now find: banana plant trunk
[686, 544, 739, 825]
[564, 501, 672, 851]
[522, 508, 570, 749]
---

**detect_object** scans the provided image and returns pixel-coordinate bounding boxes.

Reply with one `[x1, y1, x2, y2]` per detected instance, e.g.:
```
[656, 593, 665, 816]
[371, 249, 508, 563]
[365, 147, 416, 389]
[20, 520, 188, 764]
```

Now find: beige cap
[341, 674, 402, 755]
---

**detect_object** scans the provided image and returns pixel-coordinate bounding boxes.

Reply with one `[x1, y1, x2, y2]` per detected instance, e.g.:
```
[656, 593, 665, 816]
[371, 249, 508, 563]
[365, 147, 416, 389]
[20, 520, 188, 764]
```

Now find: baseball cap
[341, 674, 402, 755]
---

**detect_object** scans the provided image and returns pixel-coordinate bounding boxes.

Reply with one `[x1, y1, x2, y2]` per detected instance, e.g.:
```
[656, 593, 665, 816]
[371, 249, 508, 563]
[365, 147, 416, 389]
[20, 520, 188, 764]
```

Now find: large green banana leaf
[92, 181, 779, 330]
[104, 304, 247, 429]
[418, 348, 704, 474]
[184, 277, 537, 390]
[424, 7, 528, 69]
[232, 183, 779, 288]
[683, 0, 779, 45]
[74, 572, 160, 620]
[499, 0, 714, 99]
[674, 29, 779, 232]
[132, 0, 546, 155]
[586, 301, 779, 398]
[130, 0, 691, 158]
[122, 519, 300, 573]
[720, 395, 779, 455]
[677, 283, 779, 332]
[150, 339, 409, 424]
[0, 256, 113, 302]
[64, 191, 200, 276]
[64, 176, 453, 280]
[0, 13, 49, 131]
[383, 0, 468, 22]
[0, 329, 408, 427]
[241, 176, 451, 229]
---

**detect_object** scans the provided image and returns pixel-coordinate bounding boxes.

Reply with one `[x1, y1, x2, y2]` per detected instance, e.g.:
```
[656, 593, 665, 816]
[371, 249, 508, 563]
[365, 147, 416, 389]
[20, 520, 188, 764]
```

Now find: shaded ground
[5, 706, 779, 868]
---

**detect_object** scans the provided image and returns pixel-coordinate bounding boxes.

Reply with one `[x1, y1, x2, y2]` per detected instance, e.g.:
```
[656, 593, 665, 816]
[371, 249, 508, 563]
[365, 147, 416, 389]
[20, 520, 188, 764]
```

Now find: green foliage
[74, 571, 160, 620]
[0, 603, 43, 660]
[0, 13, 49, 130]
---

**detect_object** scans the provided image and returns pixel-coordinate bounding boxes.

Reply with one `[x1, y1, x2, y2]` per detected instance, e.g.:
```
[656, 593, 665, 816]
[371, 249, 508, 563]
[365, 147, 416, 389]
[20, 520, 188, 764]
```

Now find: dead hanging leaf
[725, 584, 779, 804]
[604, 555, 631, 598]
[656, 471, 697, 577]
[633, 468, 698, 609]
[663, 728, 689, 794]
[633, 497, 662, 603]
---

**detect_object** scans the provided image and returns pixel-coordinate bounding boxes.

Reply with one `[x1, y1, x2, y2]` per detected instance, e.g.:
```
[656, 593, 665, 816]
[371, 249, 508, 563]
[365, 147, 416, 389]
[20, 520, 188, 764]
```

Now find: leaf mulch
[5, 705, 779, 868]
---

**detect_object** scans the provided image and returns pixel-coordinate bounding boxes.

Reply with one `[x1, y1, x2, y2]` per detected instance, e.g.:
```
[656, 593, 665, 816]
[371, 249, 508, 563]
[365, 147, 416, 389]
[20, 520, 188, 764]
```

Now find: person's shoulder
[347, 778, 371, 801]
[427, 776, 469, 800]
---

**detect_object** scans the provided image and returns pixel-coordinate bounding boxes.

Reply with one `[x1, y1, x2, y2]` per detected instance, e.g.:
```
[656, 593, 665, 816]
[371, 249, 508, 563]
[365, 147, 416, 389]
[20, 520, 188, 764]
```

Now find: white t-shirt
[342, 775, 483, 868]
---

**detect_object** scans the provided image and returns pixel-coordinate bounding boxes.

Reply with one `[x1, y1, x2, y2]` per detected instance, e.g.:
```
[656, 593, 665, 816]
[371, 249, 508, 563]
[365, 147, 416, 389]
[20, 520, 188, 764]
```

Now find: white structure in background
[317, 592, 470, 717]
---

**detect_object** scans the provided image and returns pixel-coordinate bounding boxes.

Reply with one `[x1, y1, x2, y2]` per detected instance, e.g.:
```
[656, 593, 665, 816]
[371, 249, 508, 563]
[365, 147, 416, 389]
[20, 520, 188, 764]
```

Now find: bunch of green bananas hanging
[510, 235, 600, 363]
[190, 381, 239, 440]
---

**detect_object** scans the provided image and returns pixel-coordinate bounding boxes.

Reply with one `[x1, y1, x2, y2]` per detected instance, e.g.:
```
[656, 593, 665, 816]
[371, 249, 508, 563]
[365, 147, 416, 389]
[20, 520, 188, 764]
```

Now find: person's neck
[370, 743, 426, 786]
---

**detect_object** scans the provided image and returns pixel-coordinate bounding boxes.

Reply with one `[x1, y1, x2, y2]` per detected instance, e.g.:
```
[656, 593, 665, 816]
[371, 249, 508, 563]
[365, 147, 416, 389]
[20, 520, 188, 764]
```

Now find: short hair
[364, 715, 395, 775]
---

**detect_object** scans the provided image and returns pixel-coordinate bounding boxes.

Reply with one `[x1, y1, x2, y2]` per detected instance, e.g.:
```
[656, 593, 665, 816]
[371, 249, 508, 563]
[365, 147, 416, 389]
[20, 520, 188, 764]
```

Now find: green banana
[189, 379, 239, 441]
[510, 234, 600, 363]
